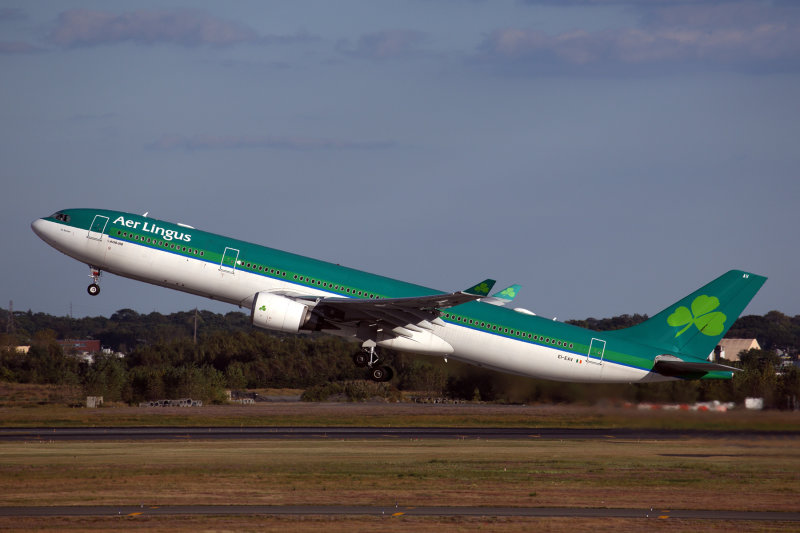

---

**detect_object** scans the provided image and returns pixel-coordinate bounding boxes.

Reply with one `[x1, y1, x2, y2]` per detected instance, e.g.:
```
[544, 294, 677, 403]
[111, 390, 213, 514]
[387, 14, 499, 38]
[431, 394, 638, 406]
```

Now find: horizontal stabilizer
[653, 354, 740, 378]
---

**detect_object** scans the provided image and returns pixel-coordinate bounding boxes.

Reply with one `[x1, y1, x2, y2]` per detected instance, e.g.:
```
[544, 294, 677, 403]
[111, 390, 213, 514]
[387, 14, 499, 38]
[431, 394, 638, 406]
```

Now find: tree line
[0, 308, 798, 408]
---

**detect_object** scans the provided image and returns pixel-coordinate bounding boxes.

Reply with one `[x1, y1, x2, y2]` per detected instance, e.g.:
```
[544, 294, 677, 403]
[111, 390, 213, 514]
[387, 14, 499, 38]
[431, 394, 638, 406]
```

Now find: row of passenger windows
[117, 231, 205, 256]
[443, 312, 574, 348]
[241, 261, 287, 278]
[292, 274, 379, 298]
[236, 260, 376, 298]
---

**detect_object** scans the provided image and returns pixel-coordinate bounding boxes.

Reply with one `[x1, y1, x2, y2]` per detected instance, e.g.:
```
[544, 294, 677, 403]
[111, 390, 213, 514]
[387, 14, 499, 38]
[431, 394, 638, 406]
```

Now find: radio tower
[6, 300, 15, 335]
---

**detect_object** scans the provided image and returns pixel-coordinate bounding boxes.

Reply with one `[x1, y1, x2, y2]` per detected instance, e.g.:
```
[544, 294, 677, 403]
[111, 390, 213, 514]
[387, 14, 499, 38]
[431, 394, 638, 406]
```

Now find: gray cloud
[480, 1, 800, 73]
[339, 29, 429, 59]
[520, 0, 733, 6]
[0, 41, 40, 54]
[48, 9, 314, 48]
[0, 8, 26, 22]
[67, 112, 116, 122]
[146, 134, 394, 152]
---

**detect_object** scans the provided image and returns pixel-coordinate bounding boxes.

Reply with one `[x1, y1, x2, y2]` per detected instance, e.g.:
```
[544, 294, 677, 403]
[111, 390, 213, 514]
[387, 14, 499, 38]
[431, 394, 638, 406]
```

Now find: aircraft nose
[31, 218, 46, 238]
[31, 218, 53, 244]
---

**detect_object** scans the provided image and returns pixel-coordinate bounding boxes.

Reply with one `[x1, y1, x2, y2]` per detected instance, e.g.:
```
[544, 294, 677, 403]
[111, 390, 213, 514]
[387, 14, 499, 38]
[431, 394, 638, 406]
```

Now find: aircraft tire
[353, 352, 369, 367]
[369, 365, 393, 382]
[87, 283, 100, 296]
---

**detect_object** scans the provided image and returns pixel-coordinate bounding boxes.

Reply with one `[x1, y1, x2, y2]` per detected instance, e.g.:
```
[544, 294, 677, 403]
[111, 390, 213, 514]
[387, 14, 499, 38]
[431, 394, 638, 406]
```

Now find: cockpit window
[52, 212, 71, 223]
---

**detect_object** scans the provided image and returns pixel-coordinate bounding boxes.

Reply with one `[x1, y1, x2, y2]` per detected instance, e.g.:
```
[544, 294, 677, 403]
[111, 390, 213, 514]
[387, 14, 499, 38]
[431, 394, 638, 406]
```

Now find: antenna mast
[6, 300, 15, 335]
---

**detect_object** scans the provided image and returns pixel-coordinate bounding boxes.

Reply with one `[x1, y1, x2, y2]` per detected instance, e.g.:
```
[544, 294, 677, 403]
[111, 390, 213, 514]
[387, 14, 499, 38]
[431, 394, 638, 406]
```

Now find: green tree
[83, 354, 128, 401]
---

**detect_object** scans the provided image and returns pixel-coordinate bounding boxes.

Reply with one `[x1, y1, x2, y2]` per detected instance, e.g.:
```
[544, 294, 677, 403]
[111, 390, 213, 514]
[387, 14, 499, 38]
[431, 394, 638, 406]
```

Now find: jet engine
[251, 292, 311, 333]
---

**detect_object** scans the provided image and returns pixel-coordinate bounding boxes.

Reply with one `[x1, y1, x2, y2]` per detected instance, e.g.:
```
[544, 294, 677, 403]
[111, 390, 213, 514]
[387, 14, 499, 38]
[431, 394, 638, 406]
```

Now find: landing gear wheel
[369, 365, 394, 383]
[87, 267, 101, 296]
[353, 352, 369, 368]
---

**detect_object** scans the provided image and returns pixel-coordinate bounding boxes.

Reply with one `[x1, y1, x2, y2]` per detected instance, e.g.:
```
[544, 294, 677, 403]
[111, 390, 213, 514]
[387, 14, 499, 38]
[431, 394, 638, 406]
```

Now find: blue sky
[2, 0, 798, 321]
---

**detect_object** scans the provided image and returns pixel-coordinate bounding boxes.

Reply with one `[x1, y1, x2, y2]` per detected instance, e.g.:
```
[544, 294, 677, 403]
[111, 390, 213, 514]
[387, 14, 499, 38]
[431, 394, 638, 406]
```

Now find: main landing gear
[353, 343, 394, 383]
[87, 267, 101, 296]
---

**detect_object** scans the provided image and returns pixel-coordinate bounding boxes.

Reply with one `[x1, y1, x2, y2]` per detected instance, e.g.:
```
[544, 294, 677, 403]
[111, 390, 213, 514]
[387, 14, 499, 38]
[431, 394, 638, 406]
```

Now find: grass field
[1, 435, 799, 531]
[1, 386, 799, 531]
[2, 400, 800, 432]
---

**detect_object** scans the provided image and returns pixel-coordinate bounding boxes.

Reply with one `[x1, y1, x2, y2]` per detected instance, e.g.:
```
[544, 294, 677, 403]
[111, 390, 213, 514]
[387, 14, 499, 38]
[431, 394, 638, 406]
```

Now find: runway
[1, 426, 799, 442]
[0, 504, 798, 521]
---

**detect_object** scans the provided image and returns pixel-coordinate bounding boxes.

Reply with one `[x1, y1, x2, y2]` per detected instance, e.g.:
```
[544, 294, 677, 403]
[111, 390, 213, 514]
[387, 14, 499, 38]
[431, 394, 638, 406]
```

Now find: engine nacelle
[251, 292, 310, 333]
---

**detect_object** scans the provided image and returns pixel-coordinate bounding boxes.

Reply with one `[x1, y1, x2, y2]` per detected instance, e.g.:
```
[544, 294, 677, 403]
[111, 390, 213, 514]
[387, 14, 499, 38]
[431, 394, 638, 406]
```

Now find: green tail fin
[612, 270, 767, 359]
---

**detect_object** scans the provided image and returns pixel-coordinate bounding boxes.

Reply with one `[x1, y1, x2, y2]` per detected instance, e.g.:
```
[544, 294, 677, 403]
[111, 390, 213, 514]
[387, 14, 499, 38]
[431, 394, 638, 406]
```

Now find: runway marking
[1, 505, 797, 521]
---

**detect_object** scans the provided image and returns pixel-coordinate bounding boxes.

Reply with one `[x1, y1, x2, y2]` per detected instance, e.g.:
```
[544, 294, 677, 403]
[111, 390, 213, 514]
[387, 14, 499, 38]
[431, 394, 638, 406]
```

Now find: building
[711, 338, 761, 362]
[57, 339, 101, 353]
[57, 339, 102, 364]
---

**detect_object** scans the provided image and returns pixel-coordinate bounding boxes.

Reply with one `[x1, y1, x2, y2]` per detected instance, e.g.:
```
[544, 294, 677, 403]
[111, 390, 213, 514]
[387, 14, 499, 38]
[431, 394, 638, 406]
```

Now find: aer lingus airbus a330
[32, 209, 766, 384]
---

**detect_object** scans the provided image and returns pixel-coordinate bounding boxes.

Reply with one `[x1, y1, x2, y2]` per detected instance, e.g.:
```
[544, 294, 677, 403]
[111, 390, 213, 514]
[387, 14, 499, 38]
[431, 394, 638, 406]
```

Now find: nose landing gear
[87, 267, 101, 296]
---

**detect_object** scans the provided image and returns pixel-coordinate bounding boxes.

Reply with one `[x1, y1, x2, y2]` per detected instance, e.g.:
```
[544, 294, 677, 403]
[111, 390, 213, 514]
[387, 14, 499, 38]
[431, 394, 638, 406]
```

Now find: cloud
[0, 8, 26, 22]
[67, 112, 116, 122]
[339, 29, 429, 59]
[520, 0, 736, 6]
[146, 134, 394, 152]
[0, 41, 40, 54]
[479, 1, 800, 74]
[48, 9, 313, 48]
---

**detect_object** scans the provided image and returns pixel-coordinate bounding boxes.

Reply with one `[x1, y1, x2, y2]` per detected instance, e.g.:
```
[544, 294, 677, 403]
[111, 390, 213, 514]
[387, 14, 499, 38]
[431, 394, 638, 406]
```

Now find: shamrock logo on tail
[499, 287, 517, 298]
[667, 295, 727, 338]
[473, 283, 490, 295]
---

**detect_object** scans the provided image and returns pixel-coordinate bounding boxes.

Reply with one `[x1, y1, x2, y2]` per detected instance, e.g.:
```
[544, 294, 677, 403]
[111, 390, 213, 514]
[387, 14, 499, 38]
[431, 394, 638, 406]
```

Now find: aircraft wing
[311, 279, 496, 329]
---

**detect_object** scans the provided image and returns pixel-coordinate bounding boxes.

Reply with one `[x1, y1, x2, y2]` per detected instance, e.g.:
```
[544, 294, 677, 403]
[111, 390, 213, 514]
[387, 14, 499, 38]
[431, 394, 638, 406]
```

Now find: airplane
[32, 209, 766, 384]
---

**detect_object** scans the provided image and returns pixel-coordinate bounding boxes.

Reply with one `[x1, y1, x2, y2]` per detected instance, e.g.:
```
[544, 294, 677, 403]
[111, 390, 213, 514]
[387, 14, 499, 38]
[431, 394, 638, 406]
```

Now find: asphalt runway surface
[1, 426, 799, 442]
[0, 504, 798, 522]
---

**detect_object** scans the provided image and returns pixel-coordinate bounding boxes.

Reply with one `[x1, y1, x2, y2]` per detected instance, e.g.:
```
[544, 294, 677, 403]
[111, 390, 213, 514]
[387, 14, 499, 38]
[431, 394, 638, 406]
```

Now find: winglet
[463, 279, 496, 297]
[482, 284, 522, 306]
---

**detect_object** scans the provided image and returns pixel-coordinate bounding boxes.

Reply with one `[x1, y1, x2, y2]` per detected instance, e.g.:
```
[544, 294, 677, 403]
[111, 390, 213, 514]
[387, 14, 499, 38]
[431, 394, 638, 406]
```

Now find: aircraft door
[87, 215, 109, 241]
[586, 338, 606, 365]
[220, 247, 240, 274]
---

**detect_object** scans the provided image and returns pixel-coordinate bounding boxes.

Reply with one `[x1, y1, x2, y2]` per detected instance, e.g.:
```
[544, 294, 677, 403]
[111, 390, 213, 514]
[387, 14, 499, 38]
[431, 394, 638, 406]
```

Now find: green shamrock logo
[474, 283, 490, 295]
[499, 287, 517, 298]
[259, 305, 267, 312]
[667, 295, 727, 338]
